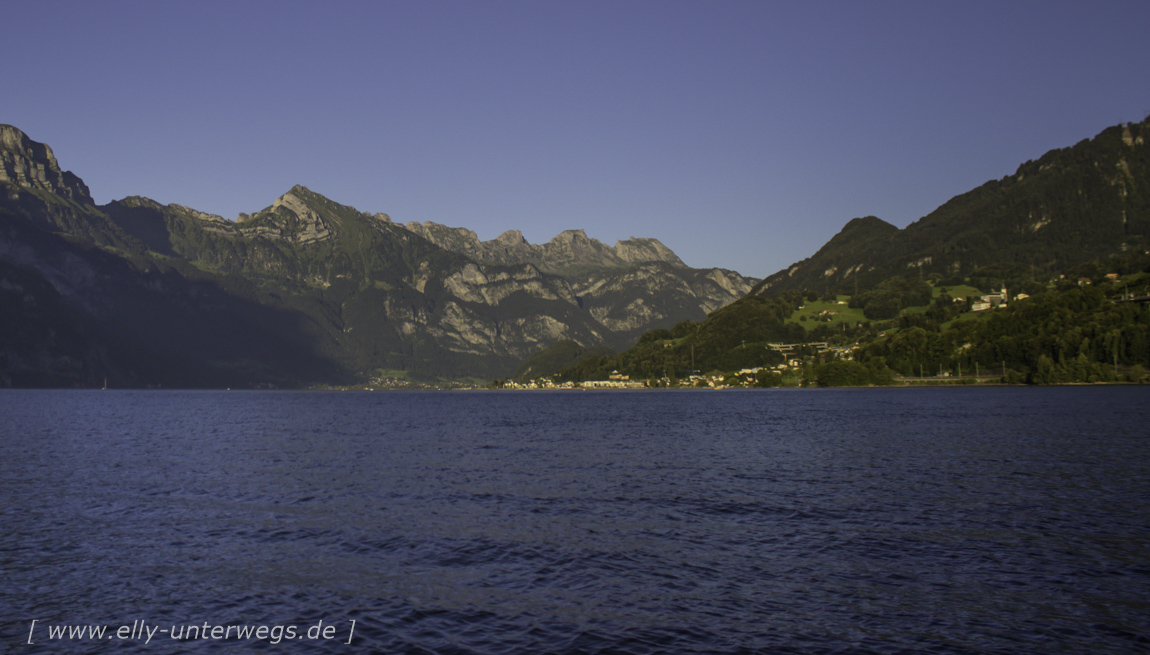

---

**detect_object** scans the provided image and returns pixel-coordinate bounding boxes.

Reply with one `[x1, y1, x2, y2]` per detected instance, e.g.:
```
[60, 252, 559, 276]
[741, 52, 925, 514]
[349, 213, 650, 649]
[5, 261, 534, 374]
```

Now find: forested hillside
[754, 118, 1150, 297]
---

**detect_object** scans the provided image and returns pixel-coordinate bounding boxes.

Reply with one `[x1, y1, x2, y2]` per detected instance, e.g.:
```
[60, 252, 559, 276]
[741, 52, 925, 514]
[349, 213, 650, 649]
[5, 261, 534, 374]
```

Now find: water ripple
[2, 387, 1149, 653]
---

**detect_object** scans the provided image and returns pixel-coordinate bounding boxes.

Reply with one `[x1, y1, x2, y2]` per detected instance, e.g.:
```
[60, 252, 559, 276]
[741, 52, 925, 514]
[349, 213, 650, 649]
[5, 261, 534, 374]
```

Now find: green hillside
[543, 247, 1150, 388]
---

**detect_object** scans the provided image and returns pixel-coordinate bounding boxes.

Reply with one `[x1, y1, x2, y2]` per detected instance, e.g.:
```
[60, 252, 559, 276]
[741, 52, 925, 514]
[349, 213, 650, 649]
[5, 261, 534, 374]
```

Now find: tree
[1032, 354, 1057, 384]
[754, 370, 783, 387]
[814, 360, 874, 386]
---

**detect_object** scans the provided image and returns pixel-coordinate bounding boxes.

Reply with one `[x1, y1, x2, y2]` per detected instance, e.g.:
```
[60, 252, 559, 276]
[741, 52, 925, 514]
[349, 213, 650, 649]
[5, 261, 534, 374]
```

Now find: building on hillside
[974, 286, 1007, 311]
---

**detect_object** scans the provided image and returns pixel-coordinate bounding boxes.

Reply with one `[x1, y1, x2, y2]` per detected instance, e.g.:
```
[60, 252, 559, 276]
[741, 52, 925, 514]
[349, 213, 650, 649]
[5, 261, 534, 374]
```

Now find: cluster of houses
[966, 275, 1123, 313]
[498, 341, 859, 390]
[969, 288, 1006, 312]
[496, 374, 644, 390]
[968, 287, 1030, 312]
[582, 371, 647, 389]
[497, 379, 592, 390]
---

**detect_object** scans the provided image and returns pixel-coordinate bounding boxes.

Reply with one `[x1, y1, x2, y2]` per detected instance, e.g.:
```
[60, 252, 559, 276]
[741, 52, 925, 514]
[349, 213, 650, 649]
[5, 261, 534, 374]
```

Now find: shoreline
[3, 380, 1147, 392]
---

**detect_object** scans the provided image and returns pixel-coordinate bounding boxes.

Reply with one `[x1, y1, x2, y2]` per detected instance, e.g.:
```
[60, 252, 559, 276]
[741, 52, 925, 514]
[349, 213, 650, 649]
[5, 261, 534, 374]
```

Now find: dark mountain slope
[753, 118, 1150, 296]
[0, 210, 348, 387]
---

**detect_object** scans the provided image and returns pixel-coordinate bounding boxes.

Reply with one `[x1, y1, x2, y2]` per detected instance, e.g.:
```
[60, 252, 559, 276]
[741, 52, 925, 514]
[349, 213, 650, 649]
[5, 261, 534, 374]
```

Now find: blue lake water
[2, 387, 1149, 653]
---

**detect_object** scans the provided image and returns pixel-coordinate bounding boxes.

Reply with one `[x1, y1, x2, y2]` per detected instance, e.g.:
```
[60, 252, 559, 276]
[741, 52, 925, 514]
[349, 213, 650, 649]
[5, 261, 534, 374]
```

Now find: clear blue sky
[5, 1, 1149, 278]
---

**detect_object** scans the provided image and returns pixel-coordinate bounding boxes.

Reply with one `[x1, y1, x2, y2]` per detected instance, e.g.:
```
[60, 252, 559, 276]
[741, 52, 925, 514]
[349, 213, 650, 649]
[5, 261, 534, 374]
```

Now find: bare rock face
[0, 125, 93, 204]
[571, 263, 756, 336]
[404, 221, 487, 258]
[440, 262, 574, 306]
[614, 237, 685, 266]
[395, 219, 757, 352]
[235, 186, 334, 245]
[494, 229, 526, 247]
[269, 190, 333, 245]
[540, 229, 616, 270]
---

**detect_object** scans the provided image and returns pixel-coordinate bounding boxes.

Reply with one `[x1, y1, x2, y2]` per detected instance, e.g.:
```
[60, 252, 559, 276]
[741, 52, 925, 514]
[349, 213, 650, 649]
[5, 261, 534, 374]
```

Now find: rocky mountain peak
[495, 229, 526, 246]
[614, 237, 685, 266]
[404, 221, 483, 252]
[230, 185, 334, 244]
[271, 188, 311, 213]
[550, 229, 589, 243]
[0, 125, 93, 204]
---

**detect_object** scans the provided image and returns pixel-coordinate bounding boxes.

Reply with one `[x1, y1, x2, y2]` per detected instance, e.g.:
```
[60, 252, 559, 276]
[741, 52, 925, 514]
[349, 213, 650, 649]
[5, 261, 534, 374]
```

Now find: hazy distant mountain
[0, 124, 755, 386]
[753, 118, 1150, 296]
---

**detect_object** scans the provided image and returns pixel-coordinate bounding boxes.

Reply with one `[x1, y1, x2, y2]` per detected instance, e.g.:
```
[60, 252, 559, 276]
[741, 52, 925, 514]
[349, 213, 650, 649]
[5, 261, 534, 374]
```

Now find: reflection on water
[2, 387, 1149, 653]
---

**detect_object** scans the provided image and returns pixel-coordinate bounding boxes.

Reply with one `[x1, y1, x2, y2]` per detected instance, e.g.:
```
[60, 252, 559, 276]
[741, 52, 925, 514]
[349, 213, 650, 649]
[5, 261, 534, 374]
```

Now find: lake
[2, 387, 1148, 653]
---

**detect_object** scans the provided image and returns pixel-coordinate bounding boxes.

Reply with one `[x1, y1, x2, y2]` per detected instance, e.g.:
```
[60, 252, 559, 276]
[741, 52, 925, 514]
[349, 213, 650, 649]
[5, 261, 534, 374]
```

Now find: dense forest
[856, 282, 1148, 385]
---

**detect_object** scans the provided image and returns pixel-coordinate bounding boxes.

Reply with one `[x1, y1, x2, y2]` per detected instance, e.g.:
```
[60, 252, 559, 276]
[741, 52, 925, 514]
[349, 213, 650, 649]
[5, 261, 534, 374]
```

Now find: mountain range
[4, 117, 1147, 388]
[1, 124, 754, 387]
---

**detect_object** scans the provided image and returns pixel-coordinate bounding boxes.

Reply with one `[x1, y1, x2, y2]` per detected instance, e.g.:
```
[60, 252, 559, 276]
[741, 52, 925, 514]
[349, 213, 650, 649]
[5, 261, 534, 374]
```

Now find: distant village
[496, 341, 856, 390]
